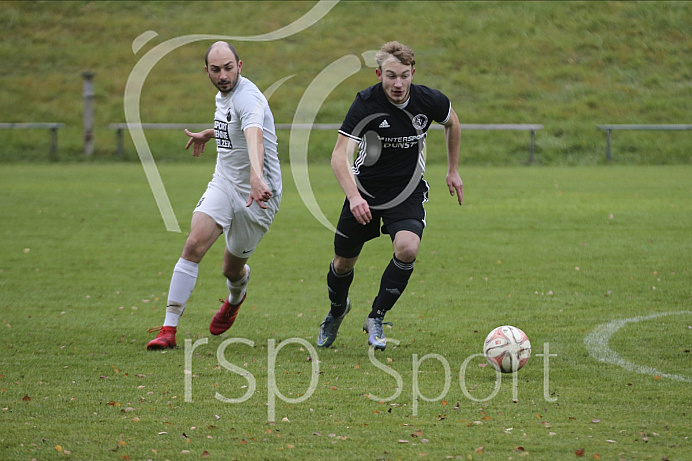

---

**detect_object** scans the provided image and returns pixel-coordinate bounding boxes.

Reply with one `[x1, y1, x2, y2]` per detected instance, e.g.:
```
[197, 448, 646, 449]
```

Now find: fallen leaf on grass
[398, 439, 409, 443]
[575, 448, 585, 457]
[22, 394, 30, 401]
[411, 430, 423, 438]
[202, 451, 210, 458]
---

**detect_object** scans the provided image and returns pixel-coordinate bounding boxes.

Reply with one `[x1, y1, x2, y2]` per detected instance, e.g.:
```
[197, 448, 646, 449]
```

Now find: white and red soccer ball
[483, 325, 531, 373]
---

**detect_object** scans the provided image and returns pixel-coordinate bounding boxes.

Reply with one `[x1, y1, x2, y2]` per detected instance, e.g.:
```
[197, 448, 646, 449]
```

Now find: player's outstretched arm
[443, 107, 463, 205]
[331, 134, 371, 225]
[184, 128, 215, 157]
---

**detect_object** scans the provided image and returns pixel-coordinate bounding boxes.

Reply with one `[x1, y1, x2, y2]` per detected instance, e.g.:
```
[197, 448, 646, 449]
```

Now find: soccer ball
[483, 325, 531, 373]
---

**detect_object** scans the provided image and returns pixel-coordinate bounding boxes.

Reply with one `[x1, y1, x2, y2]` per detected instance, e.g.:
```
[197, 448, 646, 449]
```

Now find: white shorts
[194, 178, 281, 258]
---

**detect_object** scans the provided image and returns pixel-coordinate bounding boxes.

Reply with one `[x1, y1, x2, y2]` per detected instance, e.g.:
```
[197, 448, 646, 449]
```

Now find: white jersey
[212, 76, 282, 196]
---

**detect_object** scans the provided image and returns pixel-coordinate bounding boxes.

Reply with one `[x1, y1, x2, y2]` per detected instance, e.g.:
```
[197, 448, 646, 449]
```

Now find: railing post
[50, 126, 58, 159]
[82, 71, 95, 156]
[605, 129, 612, 162]
[529, 129, 536, 164]
[116, 127, 124, 156]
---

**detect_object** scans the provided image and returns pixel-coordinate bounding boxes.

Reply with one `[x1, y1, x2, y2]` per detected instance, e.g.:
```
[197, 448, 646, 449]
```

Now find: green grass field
[1, 162, 691, 460]
[2, 1, 691, 459]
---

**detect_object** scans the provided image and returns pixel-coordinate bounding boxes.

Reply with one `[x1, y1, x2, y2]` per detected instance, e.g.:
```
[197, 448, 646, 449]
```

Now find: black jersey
[339, 82, 451, 204]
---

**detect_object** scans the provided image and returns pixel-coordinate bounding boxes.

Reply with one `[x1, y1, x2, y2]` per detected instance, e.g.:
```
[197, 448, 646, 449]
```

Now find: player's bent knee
[395, 246, 418, 263]
[333, 255, 357, 274]
[393, 233, 420, 263]
[181, 238, 208, 263]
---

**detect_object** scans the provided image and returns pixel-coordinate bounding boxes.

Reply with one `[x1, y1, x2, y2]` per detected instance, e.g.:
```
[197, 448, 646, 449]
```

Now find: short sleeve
[238, 89, 267, 132]
[431, 90, 452, 125]
[338, 93, 370, 142]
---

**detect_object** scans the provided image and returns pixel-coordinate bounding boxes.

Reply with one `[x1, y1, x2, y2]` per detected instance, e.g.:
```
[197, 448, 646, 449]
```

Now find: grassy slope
[0, 1, 690, 164]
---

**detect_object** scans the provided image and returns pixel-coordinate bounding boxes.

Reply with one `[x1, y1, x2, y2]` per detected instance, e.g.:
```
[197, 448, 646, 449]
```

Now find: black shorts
[334, 180, 429, 259]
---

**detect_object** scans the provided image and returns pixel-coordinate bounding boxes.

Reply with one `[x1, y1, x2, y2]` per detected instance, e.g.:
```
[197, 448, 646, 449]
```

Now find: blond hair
[375, 41, 416, 68]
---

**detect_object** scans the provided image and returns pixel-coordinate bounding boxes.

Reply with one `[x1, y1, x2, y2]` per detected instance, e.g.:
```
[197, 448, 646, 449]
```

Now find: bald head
[205, 41, 242, 95]
[205, 41, 239, 66]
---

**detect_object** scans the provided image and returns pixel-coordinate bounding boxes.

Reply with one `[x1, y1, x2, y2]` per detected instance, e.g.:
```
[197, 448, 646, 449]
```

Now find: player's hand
[184, 129, 211, 157]
[349, 196, 372, 225]
[247, 175, 272, 209]
[446, 172, 463, 205]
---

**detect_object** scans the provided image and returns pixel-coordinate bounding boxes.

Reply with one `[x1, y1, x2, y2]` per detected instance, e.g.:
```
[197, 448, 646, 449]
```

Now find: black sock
[369, 255, 414, 318]
[327, 260, 353, 317]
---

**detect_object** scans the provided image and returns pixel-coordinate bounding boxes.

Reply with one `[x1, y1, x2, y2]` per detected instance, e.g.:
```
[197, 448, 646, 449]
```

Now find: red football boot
[146, 326, 177, 350]
[209, 293, 246, 335]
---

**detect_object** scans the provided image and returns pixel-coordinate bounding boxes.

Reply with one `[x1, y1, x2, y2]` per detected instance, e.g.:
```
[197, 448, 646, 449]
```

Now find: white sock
[227, 264, 250, 305]
[163, 258, 199, 327]
[163, 312, 181, 328]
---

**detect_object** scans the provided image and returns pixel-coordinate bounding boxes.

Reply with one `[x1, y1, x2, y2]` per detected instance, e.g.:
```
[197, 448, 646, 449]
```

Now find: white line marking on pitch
[584, 311, 692, 382]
